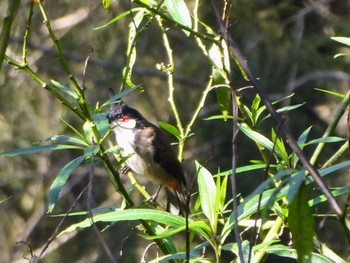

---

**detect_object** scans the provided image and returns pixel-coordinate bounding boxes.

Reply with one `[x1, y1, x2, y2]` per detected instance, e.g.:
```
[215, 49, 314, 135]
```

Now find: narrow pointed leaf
[59, 209, 185, 236]
[196, 161, 216, 229]
[51, 80, 79, 100]
[164, 0, 192, 36]
[159, 121, 180, 139]
[48, 155, 86, 213]
[0, 144, 83, 157]
[288, 185, 314, 263]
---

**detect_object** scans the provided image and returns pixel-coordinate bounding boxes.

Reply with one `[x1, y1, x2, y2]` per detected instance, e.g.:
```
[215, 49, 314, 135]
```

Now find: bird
[107, 101, 187, 214]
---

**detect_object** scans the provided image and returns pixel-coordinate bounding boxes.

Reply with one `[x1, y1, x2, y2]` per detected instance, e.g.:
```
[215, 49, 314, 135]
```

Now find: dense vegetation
[0, 0, 349, 262]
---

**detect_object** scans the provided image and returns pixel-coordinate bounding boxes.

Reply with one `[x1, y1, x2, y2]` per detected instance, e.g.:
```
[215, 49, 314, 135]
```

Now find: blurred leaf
[222, 240, 252, 262]
[309, 186, 350, 207]
[287, 170, 305, 204]
[331, 36, 350, 46]
[102, 0, 110, 10]
[43, 135, 89, 146]
[297, 127, 312, 148]
[222, 188, 287, 241]
[48, 155, 86, 213]
[94, 8, 143, 30]
[314, 88, 345, 99]
[319, 160, 350, 177]
[164, 0, 192, 36]
[209, 40, 231, 76]
[0, 144, 83, 157]
[123, 9, 146, 89]
[101, 87, 140, 108]
[50, 205, 118, 217]
[159, 121, 180, 139]
[288, 185, 314, 263]
[216, 87, 231, 117]
[265, 245, 334, 262]
[203, 114, 233, 120]
[196, 161, 217, 231]
[271, 128, 290, 164]
[51, 80, 79, 100]
[92, 112, 110, 139]
[240, 123, 278, 156]
[302, 136, 345, 146]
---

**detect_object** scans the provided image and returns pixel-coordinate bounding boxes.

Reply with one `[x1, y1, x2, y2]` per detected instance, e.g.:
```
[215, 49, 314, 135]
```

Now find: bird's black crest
[107, 102, 144, 122]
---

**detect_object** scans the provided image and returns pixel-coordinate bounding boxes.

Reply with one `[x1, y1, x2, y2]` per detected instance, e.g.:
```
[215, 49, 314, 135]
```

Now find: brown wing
[152, 126, 186, 187]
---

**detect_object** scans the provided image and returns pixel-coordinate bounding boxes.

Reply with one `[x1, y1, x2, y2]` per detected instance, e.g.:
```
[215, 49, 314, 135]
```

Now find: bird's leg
[147, 185, 162, 203]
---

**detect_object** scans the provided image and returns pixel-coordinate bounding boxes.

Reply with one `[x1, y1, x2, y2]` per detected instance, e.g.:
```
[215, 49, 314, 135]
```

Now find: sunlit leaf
[59, 208, 185, 236]
[314, 88, 345, 99]
[101, 87, 140, 108]
[203, 115, 233, 120]
[48, 155, 86, 213]
[309, 186, 350, 207]
[265, 245, 334, 263]
[302, 136, 345, 146]
[159, 121, 180, 139]
[216, 87, 231, 117]
[94, 8, 143, 30]
[331, 36, 350, 47]
[51, 79, 79, 100]
[164, 0, 192, 36]
[0, 144, 83, 157]
[287, 170, 305, 203]
[102, 0, 110, 10]
[43, 135, 89, 146]
[196, 161, 216, 230]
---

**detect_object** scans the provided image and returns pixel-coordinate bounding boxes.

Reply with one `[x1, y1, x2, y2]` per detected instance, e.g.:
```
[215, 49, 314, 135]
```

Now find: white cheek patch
[117, 119, 136, 129]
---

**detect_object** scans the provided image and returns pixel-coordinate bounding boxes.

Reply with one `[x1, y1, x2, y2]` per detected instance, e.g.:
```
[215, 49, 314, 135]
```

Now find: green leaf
[43, 135, 89, 146]
[240, 123, 280, 156]
[331, 36, 350, 47]
[319, 160, 350, 177]
[309, 186, 350, 207]
[203, 115, 233, 121]
[94, 8, 143, 30]
[196, 161, 216, 231]
[302, 136, 345, 146]
[48, 155, 86, 213]
[122, 9, 147, 89]
[222, 240, 252, 261]
[314, 88, 345, 99]
[164, 0, 192, 36]
[0, 144, 83, 157]
[265, 245, 335, 263]
[159, 121, 180, 139]
[287, 170, 305, 203]
[216, 86, 231, 117]
[288, 185, 314, 263]
[51, 80, 79, 100]
[101, 87, 140, 108]
[92, 112, 110, 140]
[102, 0, 110, 10]
[59, 209, 185, 236]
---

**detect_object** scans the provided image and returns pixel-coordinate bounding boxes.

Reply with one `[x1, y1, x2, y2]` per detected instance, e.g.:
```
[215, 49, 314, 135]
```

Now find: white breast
[114, 125, 136, 157]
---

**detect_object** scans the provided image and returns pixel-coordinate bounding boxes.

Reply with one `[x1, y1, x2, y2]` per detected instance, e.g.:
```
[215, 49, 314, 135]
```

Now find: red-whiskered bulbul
[107, 102, 187, 214]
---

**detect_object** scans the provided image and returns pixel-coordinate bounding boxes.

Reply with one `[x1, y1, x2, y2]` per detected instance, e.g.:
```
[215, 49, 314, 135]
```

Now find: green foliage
[288, 185, 315, 263]
[1, 0, 350, 262]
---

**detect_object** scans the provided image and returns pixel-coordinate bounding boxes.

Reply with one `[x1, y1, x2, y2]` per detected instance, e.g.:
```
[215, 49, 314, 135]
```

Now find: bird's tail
[165, 186, 188, 216]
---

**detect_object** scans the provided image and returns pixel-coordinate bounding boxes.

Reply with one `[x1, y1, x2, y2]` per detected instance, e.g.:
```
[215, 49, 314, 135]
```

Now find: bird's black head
[107, 102, 144, 124]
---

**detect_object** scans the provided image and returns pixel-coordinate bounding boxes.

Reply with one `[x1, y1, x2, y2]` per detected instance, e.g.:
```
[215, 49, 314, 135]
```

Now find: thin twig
[225, 34, 343, 217]
[87, 161, 118, 263]
[36, 184, 89, 262]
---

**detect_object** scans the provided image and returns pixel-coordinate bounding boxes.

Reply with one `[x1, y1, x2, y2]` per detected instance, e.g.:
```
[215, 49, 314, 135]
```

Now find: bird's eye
[116, 114, 122, 119]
